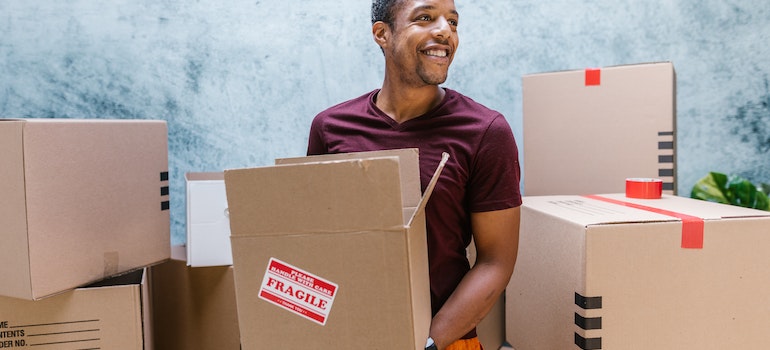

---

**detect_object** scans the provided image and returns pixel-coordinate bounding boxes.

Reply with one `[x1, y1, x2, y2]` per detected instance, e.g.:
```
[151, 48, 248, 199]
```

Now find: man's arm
[428, 206, 520, 350]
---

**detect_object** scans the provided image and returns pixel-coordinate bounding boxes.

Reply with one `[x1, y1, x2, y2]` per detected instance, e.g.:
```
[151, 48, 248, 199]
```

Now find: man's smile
[423, 49, 449, 58]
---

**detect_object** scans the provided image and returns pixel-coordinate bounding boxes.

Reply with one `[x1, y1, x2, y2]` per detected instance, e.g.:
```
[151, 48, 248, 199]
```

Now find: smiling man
[307, 1, 522, 349]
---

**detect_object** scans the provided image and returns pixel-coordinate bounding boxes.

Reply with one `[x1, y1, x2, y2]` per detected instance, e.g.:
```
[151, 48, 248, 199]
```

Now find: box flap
[225, 156, 405, 236]
[0, 120, 33, 300]
[524, 194, 770, 227]
[408, 152, 449, 227]
[276, 148, 421, 209]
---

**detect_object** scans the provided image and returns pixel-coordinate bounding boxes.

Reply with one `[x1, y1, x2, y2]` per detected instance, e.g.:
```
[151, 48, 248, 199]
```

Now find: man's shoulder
[443, 88, 502, 119]
[316, 90, 377, 117]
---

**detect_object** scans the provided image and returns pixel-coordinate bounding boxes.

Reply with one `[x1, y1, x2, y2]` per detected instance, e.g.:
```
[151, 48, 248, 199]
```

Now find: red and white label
[258, 258, 339, 326]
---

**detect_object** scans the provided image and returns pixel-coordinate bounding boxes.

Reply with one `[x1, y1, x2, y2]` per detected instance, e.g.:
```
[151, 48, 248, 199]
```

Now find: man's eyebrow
[410, 5, 459, 17]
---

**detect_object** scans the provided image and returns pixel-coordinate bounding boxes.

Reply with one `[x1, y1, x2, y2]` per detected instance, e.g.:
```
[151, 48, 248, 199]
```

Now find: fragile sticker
[258, 258, 339, 326]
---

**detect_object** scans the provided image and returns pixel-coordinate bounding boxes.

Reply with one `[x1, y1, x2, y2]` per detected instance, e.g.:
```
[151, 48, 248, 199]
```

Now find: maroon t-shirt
[307, 88, 522, 338]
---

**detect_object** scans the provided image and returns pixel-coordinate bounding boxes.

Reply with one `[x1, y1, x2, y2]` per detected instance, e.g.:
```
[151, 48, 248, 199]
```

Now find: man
[307, 0, 521, 349]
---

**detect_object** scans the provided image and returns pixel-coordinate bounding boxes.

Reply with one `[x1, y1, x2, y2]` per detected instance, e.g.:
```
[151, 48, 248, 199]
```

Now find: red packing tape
[585, 68, 601, 86]
[626, 178, 663, 199]
[584, 195, 705, 249]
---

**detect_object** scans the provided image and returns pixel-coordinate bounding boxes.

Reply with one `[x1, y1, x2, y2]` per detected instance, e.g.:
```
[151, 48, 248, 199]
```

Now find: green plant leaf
[727, 175, 759, 208]
[691, 172, 770, 211]
[690, 172, 729, 204]
[756, 191, 770, 211]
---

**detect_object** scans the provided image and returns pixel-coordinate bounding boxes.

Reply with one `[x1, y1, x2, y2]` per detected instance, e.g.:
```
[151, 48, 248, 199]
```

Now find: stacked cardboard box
[506, 62, 682, 349]
[506, 194, 770, 349]
[0, 269, 153, 349]
[224, 149, 435, 350]
[150, 246, 240, 350]
[467, 241, 507, 350]
[151, 173, 242, 348]
[522, 62, 676, 196]
[0, 119, 170, 350]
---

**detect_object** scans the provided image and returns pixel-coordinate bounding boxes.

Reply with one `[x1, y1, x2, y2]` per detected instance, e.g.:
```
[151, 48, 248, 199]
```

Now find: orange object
[446, 337, 483, 350]
[625, 178, 663, 199]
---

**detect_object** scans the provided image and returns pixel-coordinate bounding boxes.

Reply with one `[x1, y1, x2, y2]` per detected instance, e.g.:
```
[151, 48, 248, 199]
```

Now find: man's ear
[372, 21, 390, 50]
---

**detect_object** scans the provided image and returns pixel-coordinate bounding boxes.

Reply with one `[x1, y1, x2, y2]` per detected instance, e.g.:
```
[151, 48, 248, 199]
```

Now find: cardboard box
[224, 149, 436, 350]
[0, 268, 153, 349]
[505, 194, 770, 349]
[0, 118, 170, 300]
[185, 172, 232, 267]
[467, 241, 506, 350]
[477, 295, 506, 350]
[522, 62, 676, 195]
[150, 246, 240, 350]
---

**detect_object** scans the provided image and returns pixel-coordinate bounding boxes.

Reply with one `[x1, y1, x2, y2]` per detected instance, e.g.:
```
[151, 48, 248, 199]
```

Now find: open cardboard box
[506, 194, 770, 349]
[224, 148, 440, 349]
[0, 268, 153, 349]
[0, 118, 170, 300]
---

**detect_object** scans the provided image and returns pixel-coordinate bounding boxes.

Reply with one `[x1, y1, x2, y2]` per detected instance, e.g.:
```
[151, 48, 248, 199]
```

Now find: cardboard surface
[467, 241, 506, 350]
[0, 269, 152, 350]
[150, 246, 240, 350]
[506, 194, 770, 349]
[185, 172, 232, 267]
[0, 119, 170, 300]
[522, 62, 677, 196]
[225, 149, 433, 350]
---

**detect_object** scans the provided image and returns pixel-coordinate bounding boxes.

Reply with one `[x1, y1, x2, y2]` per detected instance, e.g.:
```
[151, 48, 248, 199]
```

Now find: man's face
[385, 0, 459, 87]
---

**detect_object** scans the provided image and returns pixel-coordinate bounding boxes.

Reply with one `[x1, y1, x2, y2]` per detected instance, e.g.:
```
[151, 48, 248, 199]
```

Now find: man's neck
[376, 82, 446, 124]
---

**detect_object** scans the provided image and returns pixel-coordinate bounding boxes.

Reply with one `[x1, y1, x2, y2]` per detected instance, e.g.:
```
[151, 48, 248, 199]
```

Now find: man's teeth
[425, 50, 447, 57]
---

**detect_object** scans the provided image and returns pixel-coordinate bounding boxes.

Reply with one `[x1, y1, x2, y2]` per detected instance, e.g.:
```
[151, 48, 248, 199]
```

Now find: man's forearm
[428, 261, 512, 350]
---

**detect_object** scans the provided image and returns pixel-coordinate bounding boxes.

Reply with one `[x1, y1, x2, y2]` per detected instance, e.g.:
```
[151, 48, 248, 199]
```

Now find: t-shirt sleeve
[467, 114, 522, 212]
[306, 114, 327, 156]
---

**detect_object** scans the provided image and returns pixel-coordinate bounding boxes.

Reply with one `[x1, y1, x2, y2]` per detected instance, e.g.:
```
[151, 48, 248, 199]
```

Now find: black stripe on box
[575, 293, 602, 310]
[575, 333, 602, 350]
[659, 169, 674, 177]
[575, 313, 602, 330]
[160, 172, 169, 181]
[658, 155, 674, 163]
[663, 182, 675, 191]
[658, 141, 674, 150]
[161, 201, 170, 211]
[658, 131, 674, 136]
[161, 186, 170, 196]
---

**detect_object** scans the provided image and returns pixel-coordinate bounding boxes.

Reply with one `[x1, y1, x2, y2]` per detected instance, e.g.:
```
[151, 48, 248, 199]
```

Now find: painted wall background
[2, 1, 768, 244]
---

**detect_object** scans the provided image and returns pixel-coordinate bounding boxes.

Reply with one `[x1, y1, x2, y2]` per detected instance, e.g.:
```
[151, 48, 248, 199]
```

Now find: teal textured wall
[1, 1, 768, 244]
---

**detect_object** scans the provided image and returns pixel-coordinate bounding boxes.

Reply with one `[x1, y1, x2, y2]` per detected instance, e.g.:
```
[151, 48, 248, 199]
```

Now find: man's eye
[418, 15, 431, 21]
[449, 19, 458, 26]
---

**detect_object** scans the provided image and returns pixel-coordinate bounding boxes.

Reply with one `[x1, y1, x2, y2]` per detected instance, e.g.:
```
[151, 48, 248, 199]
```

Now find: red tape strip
[584, 195, 705, 249]
[585, 68, 601, 86]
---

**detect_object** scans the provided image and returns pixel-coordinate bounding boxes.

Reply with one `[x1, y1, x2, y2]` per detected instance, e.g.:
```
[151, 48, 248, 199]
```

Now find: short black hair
[371, 0, 404, 25]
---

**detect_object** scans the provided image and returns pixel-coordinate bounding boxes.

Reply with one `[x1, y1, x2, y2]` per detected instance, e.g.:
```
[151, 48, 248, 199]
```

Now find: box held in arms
[224, 149, 438, 350]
